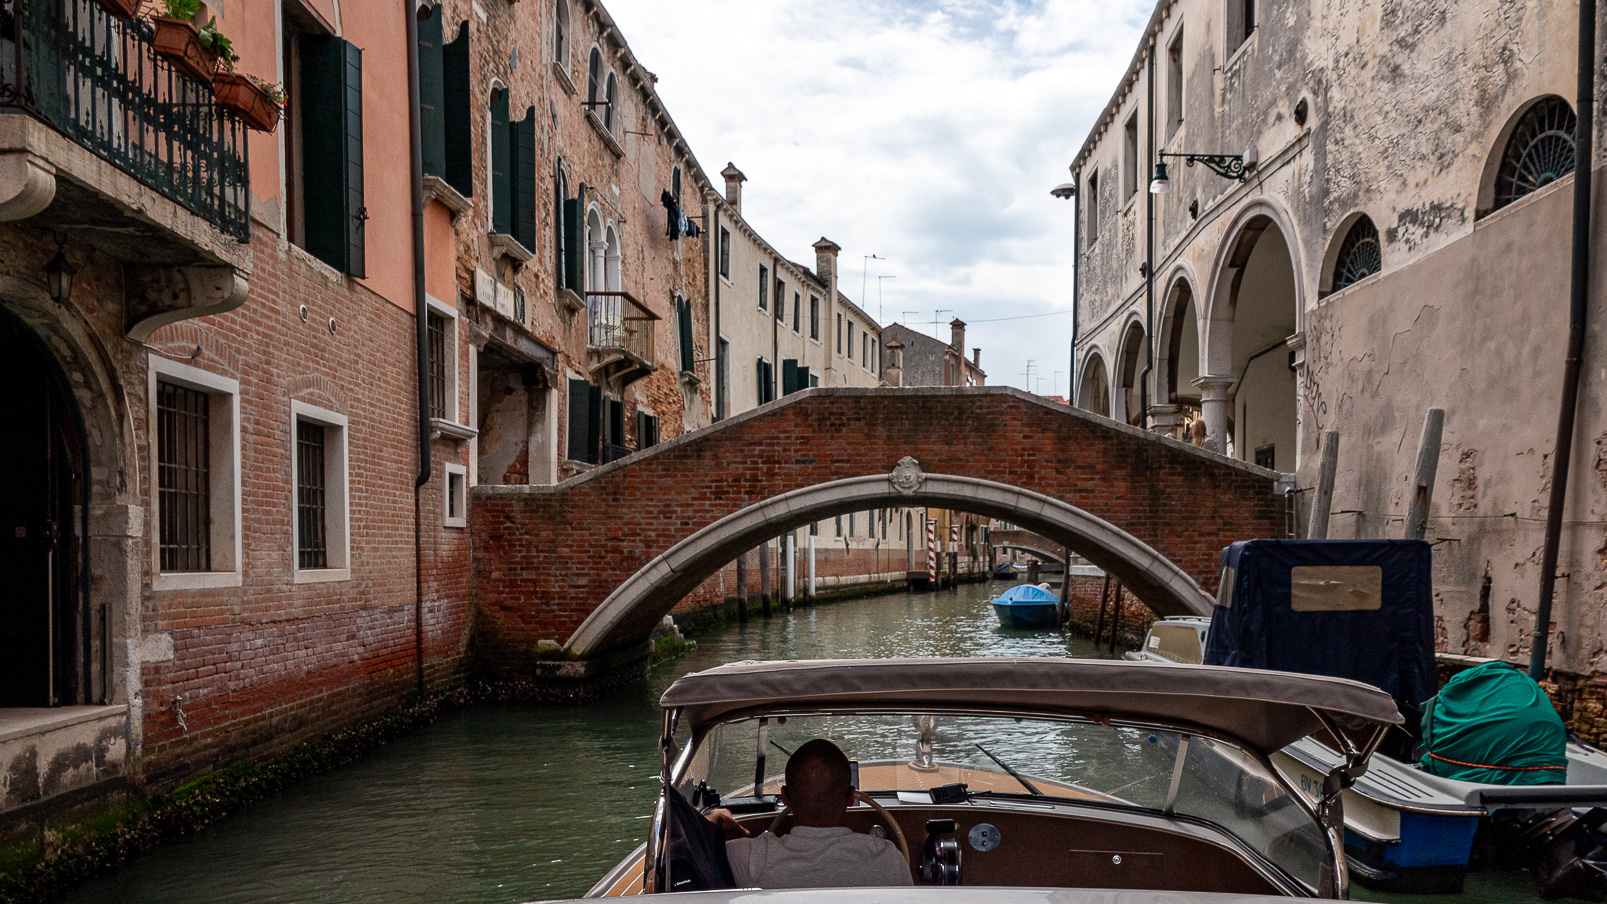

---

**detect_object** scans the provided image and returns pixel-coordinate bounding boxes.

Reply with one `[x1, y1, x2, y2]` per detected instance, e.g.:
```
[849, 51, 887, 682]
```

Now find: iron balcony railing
[0, 0, 250, 240]
[586, 291, 656, 365]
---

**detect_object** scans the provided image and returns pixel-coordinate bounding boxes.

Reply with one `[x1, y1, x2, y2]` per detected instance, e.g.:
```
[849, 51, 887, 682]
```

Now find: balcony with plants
[586, 290, 657, 387]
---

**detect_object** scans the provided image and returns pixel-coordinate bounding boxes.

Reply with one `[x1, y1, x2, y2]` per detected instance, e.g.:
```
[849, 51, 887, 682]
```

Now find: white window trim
[148, 357, 242, 591]
[290, 401, 351, 584]
[425, 294, 466, 429]
[443, 462, 467, 528]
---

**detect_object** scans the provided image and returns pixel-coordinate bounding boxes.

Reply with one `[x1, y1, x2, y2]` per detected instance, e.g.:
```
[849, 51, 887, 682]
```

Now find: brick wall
[471, 388, 1285, 672]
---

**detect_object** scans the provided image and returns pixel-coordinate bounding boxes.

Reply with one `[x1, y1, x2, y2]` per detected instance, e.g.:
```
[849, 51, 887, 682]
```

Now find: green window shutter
[511, 108, 537, 252]
[300, 35, 365, 276]
[442, 23, 473, 196]
[566, 379, 589, 461]
[586, 384, 602, 464]
[417, 6, 445, 180]
[490, 92, 511, 235]
[677, 296, 695, 373]
[563, 184, 586, 292]
[797, 366, 811, 389]
[782, 359, 798, 395]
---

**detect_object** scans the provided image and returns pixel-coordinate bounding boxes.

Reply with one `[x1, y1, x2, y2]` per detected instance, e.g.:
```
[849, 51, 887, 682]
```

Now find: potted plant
[214, 73, 286, 132]
[93, 0, 142, 19]
[151, 0, 220, 84]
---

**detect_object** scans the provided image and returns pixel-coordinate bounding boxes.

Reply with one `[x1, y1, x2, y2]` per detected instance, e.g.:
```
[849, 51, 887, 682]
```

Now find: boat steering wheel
[762, 790, 912, 865]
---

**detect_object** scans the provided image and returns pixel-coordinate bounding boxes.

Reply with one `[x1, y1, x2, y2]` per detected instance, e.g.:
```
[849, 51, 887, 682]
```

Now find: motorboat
[988, 584, 1061, 629]
[1131, 538, 1607, 895]
[991, 562, 1023, 580]
[1122, 616, 1209, 664]
[579, 656, 1400, 899]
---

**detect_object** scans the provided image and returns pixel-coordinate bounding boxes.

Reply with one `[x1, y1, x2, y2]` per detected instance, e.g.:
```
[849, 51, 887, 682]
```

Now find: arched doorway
[565, 471, 1216, 657]
[1208, 214, 1299, 470]
[1162, 280, 1201, 435]
[0, 312, 88, 706]
[1077, 354, 1111, 418]
[1116, 320, 1146, 428]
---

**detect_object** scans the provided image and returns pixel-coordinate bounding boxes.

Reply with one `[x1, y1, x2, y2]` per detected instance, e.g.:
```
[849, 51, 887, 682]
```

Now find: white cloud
[606, 0, 1151, 395]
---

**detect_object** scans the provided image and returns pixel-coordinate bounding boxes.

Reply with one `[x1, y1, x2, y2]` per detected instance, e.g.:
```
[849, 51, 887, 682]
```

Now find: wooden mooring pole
[1308, 430, 1339, 540]
[1108, 584, 1123, 654]
[1405, 409, 1445, 541]
[736, 552, 748, 622]
[1092, 574, 1111, 645]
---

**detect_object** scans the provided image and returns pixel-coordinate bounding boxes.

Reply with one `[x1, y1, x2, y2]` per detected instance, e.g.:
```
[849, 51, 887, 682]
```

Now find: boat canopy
[994, 584, 1059, 604]
[659, 658, 1401, 753]
[1203, 539, 1436, 723]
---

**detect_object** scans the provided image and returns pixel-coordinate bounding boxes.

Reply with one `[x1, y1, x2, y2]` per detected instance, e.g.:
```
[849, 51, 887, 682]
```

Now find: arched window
[553, 1, 569, 68]
[587, 47, 602, 106]
[1330, 216, 1381, 292]
[1493, 97, 1576, 212]
[603, 72, 617, 132]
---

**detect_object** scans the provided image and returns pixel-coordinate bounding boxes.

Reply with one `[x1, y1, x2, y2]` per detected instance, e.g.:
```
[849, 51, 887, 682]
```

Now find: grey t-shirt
[727, 826, 914, 889]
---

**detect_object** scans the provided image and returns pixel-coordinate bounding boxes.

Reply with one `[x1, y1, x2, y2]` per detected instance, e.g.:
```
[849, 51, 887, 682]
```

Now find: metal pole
[1140, 41, 1157, 428]
[1404, 409, 1444, 541]
[1532, 0, 1596, 680]
[1308, 430, 1340, 539]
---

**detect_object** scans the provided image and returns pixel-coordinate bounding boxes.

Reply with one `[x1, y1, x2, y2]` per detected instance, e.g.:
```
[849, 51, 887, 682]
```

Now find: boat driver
[705, 739, 913, 888]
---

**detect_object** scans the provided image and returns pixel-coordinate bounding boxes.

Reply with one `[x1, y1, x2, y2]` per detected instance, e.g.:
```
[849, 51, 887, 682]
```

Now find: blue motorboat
[990, 583, 1061, 629]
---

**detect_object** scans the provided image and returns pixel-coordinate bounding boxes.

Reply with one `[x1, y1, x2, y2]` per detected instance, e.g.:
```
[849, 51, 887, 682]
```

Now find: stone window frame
[1122, 111, 1140, 205]
[1165, 25, 1184, 141]
[809, 295, 821, 343]
[1477, 94, 1578, 219]
[1320, 213, 1383, 296]
[552, 0, 571, 73]
[443, 462, 467, 529]
[290, 400, 351, 584]
[1085, 169, 1100, 246]
[425, 294, 464, 428]
[148, 356, 242, 591]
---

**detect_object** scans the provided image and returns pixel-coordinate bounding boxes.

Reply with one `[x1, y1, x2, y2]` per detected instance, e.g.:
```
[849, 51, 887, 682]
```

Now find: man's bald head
[783, 739, 853, 823]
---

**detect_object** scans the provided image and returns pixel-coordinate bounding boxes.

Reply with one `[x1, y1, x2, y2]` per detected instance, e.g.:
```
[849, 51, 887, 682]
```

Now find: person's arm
[703, 808, 753, 837]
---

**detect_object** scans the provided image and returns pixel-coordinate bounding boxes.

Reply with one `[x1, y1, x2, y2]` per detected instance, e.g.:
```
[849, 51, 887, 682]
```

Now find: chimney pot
[950, 318, 966, 354]
[720, 162, 747, 213]
[972, 347, 981, 367]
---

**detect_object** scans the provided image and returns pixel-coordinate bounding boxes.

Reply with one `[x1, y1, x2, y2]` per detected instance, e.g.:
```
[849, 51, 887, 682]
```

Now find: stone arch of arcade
[470, 388, 1286, 670]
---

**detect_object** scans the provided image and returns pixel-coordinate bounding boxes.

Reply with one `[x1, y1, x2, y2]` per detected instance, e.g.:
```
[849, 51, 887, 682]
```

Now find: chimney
[972, 347, 981, 368]
[885, 340, 905, 387]
[720, 162, 746, 213]
[950, 318, 966, 354]
[812, 237, 841, 293]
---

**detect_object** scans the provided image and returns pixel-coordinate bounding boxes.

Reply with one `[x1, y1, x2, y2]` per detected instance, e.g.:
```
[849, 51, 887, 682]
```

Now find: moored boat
[578, 656, 1400, 899]
[988, 584, 1060, 629]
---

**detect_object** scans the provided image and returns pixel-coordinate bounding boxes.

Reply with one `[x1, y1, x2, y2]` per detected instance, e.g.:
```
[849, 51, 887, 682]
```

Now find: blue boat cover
[1203, 540, 1436, 722]
[995, 584, 1059, 604]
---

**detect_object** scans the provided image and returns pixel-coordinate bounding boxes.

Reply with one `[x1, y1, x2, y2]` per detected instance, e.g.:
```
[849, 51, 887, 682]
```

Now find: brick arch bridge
[471, 388, 1286, 674]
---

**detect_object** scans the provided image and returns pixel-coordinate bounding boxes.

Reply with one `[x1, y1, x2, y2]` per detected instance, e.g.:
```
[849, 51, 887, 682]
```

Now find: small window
[835, 515, 843, 537]
[836, 312, 843, 354]
[1492, 96, 1577, 212]
[567, 377, 602, 464]
[1330, 216, 1382, 292]
[1254, 444, 1276, 470]
[1229, 0, 1255, 48]
[849, 512, 856, 537]
[758, 265, 768, 310]
[775, 278, 786, 321]
[636, 410, 661, 449]
[792, 292, 801, 333]
[425, 296, 460, 423]
[718, 227, 731, 278]
[1123, 114, 1138, 200]
[292, 402, 350, 581]
[553, 0, 569, 69]
[756, 357, 774, 405]
[428, 312, 448, 419]
[809, 296, 820, 340]
[150, 358, 240, 589]
[1167, 28, 1184, 137]
[846, 321, 854, 358]
[603, 72, 617, 132]
[443, 463, 467, 529]
[1086, 170, 1100, 244]
[587, 47, 602, 107]
[671, 166, 682, 202]
[862, 333, 870, 368]
[716, 337, 730, 421]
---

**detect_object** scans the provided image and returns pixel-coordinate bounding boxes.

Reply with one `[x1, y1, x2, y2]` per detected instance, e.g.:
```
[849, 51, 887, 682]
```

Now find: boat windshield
[677, 711, 1327, 891]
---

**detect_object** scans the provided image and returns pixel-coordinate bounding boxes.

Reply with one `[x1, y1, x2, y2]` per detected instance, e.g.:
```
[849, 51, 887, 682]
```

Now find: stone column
[1147, 403, 1183, 439]
[1194, 376, 1235, 455]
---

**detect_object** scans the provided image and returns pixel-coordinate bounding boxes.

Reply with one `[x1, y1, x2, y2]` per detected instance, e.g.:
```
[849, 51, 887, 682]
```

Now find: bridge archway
[565, 471, 1213, 658]
[995, 543, 1067, 565]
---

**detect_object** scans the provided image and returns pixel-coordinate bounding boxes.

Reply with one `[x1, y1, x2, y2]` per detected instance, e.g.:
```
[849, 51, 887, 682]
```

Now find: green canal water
[60, 582, 1543, 903]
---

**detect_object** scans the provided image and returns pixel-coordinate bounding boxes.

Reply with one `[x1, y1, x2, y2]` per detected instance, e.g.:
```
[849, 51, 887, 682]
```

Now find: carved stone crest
[889, 456, 925, 495]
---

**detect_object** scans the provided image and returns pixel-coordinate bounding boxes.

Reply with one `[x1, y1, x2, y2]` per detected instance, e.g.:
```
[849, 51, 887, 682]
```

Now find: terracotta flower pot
[92, 0, 141, 18]
[212, 73, 282, 132]
[152, 18, 219, 85]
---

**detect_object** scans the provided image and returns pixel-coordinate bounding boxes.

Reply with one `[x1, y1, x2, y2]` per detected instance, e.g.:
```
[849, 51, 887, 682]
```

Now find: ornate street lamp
[1150, 148, 1258, 193]
[44, 236, 77, 306]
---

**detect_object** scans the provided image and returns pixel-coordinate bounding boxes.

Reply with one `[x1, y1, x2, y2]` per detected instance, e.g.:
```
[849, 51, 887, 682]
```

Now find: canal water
[61, 581, 1541, 904]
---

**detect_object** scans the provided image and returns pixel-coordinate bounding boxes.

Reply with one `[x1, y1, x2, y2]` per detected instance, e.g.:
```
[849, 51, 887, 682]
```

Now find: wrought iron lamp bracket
[1160, 152, 1248, 182]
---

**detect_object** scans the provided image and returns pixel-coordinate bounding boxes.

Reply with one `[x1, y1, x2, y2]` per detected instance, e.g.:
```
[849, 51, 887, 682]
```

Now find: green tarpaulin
[1419, 660, 1567, 786]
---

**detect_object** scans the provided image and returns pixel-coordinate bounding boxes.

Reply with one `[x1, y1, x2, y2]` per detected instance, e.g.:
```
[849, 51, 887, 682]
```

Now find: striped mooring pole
[926, 518, 938, 584]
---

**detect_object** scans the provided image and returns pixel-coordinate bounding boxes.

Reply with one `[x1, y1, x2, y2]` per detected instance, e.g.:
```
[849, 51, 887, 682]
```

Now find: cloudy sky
[603, 0, 1152, 397]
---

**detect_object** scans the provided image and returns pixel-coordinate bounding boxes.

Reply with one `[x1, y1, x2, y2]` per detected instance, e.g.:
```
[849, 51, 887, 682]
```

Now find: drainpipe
[1140, 40, 1156, 428]
[406, 0, 430, 697]
[771, 252, 780, 400]
[1530, 0, 1596, 681]
[710, 197, 722, 420]
[1071, 183, 1080, 405]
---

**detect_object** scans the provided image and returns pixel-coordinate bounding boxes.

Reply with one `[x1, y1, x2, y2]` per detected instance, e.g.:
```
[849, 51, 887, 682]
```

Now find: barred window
[297, 421, 329, 570]
[157, 381, 211, 572]
[1331, 216, 1381, 292]
[1493, 97, 1576, 212]
[428, 312, 448, 418]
